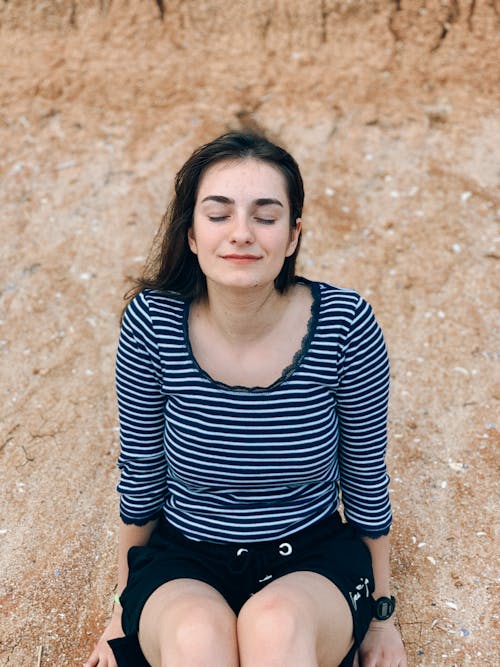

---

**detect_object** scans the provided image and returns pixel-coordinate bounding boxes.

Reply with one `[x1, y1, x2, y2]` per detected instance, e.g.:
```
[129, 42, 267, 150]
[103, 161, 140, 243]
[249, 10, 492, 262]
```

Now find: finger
[352, 649, 360, 667]
[104, 644, 118, 667]
[83, 650, 97, 667]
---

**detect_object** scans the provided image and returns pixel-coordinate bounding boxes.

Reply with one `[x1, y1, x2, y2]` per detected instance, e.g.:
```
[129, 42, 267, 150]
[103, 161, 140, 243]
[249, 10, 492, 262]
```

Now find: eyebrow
[200, 195, 284, 207]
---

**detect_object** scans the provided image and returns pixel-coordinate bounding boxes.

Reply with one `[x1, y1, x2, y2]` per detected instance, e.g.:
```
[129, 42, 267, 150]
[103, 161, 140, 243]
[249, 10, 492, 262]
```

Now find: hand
[354, 619, 407, 667]
[84, 612, 124, 667]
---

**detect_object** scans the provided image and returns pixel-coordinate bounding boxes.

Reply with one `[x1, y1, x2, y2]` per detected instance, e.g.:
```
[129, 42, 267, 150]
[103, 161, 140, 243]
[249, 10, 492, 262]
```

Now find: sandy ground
[0, 1, 498, 665]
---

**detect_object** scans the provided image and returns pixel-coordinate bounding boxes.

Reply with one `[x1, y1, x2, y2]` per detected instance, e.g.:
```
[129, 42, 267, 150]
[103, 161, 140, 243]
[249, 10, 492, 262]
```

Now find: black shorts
[115, 513, 374, 666]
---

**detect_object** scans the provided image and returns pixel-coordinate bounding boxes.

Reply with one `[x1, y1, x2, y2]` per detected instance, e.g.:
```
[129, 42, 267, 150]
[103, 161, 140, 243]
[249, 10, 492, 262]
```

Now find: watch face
[374, 596, 395, 619]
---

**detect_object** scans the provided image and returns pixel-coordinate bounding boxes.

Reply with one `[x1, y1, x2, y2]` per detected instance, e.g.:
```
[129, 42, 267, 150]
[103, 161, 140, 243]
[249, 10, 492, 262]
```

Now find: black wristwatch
[372, 595, 396, 620]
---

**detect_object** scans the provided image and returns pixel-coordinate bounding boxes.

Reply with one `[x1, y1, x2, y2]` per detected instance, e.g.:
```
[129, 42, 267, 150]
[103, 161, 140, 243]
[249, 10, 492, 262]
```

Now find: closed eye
[208, 215, 229, 222]
[255, 217, 275, 224]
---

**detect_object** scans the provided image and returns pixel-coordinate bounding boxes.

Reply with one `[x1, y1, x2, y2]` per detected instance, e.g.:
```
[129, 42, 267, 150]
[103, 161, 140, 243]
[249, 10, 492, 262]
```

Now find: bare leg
[138, 578, 238, 667]
[237, 571, 353, 667]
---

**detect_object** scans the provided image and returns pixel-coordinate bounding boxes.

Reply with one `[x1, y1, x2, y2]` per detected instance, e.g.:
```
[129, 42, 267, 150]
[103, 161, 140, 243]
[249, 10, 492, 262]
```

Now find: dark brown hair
[126, 131, 304, 303]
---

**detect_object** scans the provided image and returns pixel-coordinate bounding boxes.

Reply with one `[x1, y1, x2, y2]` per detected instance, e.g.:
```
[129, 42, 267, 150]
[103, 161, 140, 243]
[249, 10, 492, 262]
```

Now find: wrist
[110, 607, 123, 623]
[370, 616, 396, 628]
[371, 594, 396, 621]
[111, 593, 123, 617]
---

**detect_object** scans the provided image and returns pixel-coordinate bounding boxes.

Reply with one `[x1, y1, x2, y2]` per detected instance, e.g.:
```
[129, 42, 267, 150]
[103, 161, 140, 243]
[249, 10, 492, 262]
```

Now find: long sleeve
[116, 292, 168, 525]
[336, 297, 392, 537]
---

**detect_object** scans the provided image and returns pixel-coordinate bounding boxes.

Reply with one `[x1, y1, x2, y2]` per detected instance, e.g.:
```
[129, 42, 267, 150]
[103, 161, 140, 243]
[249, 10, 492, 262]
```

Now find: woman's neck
[196, 282, 292, 345]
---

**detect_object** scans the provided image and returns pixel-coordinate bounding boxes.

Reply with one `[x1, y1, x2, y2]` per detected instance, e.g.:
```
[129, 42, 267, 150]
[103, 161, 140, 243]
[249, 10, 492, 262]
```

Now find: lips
[222, 254, 261, 261]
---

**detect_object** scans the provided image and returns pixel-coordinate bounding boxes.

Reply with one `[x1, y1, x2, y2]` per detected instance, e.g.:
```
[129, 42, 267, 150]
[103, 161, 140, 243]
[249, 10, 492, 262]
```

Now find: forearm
[113, 518, 159, 615]
[358, 533, 407, 664]
[361, 533, 391, 600]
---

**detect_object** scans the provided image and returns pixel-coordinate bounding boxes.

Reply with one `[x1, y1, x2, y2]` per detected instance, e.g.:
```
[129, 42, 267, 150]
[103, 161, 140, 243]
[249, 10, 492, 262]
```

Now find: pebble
[461, 191, 472, 202]
[10, 162, 24, 175]
[55, 160, 77, 171]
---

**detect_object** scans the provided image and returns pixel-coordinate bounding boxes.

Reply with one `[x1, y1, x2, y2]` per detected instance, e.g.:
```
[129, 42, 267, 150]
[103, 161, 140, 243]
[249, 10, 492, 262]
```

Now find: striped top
[116, 279, 392, 541]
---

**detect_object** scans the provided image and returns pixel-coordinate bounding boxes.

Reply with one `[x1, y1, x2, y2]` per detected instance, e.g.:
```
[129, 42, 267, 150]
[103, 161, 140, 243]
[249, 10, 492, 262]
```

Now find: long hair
[126, 131, 304, 303]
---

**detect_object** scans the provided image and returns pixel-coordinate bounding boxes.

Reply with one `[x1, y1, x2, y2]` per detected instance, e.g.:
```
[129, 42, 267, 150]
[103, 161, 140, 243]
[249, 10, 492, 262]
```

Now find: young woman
[85, 132, 407, 667]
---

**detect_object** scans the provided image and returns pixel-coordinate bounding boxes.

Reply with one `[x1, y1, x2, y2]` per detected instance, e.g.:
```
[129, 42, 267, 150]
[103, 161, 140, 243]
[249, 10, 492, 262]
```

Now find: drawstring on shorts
[229, 540, 294, 590]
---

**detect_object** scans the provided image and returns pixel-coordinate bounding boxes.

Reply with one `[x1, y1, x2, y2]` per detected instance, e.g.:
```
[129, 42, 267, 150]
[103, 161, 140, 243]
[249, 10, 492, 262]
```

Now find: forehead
[197, 159, 288, 202]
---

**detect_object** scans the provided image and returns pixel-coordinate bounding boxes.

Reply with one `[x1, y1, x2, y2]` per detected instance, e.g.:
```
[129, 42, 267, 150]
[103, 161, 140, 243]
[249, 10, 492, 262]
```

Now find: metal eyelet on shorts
[278, 542, 292, 556]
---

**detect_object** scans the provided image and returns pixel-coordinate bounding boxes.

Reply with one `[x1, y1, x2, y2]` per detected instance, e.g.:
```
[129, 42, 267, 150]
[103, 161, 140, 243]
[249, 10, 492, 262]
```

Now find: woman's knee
[140, 585, 237, 666]
[238, 589, 314, 658]
[171, 599, 235, 651]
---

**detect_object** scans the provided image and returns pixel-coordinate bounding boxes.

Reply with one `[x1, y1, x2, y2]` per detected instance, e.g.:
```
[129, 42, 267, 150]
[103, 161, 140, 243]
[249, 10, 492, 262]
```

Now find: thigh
[139, 578, 238, 667]
[238, 571, 353, 667]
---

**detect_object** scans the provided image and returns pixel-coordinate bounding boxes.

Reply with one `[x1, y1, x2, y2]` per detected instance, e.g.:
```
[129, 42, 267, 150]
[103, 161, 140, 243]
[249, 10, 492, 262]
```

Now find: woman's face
[189, 158, 301, 293]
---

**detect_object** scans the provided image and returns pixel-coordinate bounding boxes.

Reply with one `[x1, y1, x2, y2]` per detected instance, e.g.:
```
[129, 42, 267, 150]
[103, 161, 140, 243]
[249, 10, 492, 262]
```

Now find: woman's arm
[84, 518, 159, 667]
[355, 534, 407, 667]
[334, 296, 406, 664]
[116, 518, 159, 596]
[361, 534, 391, 598]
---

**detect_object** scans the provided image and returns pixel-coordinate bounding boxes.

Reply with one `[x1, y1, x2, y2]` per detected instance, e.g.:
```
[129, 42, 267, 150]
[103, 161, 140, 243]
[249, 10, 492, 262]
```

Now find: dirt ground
[0, 1, 498, 665]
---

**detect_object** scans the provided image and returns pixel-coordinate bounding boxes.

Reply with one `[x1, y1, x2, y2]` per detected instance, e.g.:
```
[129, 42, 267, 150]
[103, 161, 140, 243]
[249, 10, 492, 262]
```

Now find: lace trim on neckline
[183, 278, 320, 393]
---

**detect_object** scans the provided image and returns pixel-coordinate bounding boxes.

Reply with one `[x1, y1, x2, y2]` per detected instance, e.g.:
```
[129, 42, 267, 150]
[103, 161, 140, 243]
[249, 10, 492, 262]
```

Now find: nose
[229, 212, 255, 245]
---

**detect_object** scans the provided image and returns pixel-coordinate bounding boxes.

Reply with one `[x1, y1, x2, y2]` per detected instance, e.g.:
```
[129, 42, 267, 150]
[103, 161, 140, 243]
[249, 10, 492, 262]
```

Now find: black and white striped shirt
[116, 279, 392, 541]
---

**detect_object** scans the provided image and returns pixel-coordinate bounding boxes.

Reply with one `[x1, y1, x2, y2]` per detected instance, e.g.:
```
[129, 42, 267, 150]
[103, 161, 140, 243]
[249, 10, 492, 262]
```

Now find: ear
[187, 226, 197, 254]
[286, 218, 302, 257]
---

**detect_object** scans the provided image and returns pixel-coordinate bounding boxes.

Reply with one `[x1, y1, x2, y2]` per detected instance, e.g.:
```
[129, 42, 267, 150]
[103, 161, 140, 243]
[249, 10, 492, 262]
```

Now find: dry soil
[0, 1, 499, 666]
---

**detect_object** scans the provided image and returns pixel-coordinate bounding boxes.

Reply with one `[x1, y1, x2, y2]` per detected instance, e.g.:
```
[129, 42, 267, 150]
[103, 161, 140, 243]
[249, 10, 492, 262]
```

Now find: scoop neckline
[183, 278, 320, 393]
